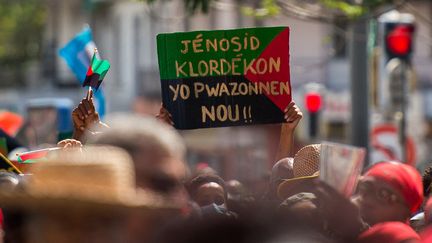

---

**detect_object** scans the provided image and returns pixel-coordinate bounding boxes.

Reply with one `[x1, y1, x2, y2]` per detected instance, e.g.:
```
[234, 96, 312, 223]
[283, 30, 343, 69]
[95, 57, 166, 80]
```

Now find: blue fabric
[59, 26, 106, 118]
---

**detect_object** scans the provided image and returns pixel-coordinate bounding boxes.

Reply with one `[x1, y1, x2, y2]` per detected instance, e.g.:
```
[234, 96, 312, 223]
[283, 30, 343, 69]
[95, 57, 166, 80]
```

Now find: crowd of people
[1, 90, 432, 243]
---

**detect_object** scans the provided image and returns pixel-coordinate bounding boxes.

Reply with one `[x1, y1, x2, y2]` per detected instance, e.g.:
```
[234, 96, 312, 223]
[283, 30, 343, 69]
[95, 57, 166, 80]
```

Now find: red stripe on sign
[245, 28, 291, 112]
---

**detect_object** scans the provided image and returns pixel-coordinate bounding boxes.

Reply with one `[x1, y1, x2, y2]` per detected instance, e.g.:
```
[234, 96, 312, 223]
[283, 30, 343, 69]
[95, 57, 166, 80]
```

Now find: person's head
[88, 114, 187, 198]
[357, 221, 420, 243]
[278, 193, 318, 228]
[277, 144, 321, 201]
[267, 158, 294, 199]
[424, 197, 432, 225]
[423, 165, 432, 199]
[351, 161, 423, 226]
[187, 174, 227, 207]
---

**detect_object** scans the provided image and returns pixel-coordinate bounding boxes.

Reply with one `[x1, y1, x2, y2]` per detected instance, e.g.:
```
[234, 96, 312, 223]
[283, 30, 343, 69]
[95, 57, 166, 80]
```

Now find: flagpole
[87, 86, 92, 100]
[16, 147, 62, 157]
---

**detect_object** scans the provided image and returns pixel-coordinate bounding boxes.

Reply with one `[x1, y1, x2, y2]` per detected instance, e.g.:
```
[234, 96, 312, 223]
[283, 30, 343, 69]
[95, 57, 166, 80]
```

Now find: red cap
[358, 221, 420, 243]
[365, 161, 423, 214]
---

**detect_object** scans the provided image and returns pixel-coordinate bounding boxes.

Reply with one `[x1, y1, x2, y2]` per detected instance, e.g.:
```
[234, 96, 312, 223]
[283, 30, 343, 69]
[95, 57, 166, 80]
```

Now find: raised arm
[72, 89, 108, 142]
[275, 101, 303, 162]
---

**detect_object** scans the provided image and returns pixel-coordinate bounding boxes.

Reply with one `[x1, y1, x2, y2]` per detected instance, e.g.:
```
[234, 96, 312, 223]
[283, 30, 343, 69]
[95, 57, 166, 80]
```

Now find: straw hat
[0, 146, 180, 214]
[277, 144, 321, 200]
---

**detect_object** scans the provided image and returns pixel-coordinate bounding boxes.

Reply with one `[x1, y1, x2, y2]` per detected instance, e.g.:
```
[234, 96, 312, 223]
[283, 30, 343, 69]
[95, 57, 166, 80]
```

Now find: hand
[57, 139, 82, 150]
[283, 101, 303, 131]
[311, 181, 367, 240]
[275, 101, 302, 160]
[72, 89, 101, 139]
[156, 105, 174, 126]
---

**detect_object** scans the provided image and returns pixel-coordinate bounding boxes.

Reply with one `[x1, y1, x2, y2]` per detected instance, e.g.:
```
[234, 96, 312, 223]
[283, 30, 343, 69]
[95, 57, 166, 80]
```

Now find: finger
[285, 110, 298, 121]
[64, 143, 71, 149]
[57, 141, 66, 147]
[82, 99, 92, 115]
[286, 106, 300, 114]
[288, 114, 302, 121]
[72, 111, 85, 126]
[74, 141, 83, 147]
[89, 97, 96, 112]
[286, 108, 298, 117]
[78, 103, 87, 118]
[284, 102, 295, 113]
[287, 108, 303, 120]
[86, 89, 93, 100]
[76, 108, 85, 120]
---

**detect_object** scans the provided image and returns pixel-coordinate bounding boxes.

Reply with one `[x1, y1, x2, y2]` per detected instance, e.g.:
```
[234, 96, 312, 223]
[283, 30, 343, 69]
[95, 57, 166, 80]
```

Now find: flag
[16, 147, 60, 164]
[59, 26, 107, 118]
[82, 50, 110, 91]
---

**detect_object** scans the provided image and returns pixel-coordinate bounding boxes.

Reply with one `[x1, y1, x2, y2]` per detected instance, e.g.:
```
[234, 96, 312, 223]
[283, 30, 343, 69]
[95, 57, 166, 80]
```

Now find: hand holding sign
[283, 101, 303, 129]
[156, 105, 174, 126]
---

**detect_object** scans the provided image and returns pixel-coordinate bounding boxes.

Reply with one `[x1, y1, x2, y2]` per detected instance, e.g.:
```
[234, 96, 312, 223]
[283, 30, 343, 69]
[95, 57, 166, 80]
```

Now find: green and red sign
[157, 26, 291, 129]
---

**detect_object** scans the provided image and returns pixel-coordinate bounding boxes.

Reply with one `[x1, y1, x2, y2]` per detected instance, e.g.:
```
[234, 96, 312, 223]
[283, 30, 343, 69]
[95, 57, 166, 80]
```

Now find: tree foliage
[0, 0, 45, 65]
[320, 0, 397, 18]
[142, 0, 402, 18]
[242, 0, 280, 18]
[144, 0, 210, 13]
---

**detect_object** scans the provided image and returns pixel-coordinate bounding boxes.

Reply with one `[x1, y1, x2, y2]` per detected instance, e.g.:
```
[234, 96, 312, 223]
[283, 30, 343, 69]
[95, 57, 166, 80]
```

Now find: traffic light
[305, 91, 322, 138]
[379, 11, 415, 63]
[384, 23, 415, 62]
[375, 11, 416, 114]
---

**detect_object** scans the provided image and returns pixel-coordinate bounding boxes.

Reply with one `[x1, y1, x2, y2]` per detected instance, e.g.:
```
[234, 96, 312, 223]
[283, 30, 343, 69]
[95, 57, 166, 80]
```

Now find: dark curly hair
[186, 174, 227, 200]
[423, 165, 432, 197]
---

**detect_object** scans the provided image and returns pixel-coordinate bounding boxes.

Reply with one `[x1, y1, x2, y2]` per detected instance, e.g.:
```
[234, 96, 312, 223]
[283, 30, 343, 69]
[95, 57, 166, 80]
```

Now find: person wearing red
[357, 221, 420, 243]
[351, 161, 424, 226]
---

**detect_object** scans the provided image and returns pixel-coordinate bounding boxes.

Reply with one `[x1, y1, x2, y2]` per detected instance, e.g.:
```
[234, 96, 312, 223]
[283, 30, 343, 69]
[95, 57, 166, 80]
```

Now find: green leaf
[241, 0, 280, 18]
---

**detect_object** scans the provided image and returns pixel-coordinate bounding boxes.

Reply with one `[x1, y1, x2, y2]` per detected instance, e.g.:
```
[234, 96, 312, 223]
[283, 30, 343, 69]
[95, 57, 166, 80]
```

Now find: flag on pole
[16, 147, 61, 164]
[82, 49, 110, 91]
[59, 26, 107, 118]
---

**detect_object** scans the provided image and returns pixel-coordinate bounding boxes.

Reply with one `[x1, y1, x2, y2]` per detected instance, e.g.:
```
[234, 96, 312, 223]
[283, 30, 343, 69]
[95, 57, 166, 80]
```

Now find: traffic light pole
[398, 61, 407, 163]
[309, 112, 318, 139]
[349, 18, 369, 165]
[378, 11, 415, 164]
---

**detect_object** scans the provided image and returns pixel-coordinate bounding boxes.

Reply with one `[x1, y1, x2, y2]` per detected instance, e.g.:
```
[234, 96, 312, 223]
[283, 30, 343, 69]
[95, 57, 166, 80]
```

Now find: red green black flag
[82, 50, 111, 91]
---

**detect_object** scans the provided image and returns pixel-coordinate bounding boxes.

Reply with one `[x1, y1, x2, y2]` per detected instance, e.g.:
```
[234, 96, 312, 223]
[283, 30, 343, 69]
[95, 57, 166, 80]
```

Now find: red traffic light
[305, 92, 322, 113]
[386, 25, 414, 56]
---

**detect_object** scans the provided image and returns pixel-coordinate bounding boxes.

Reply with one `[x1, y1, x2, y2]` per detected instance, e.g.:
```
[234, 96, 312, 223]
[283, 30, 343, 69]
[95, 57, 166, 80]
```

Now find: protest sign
[157, 27, 291, 129]
[319, 142, 365, 197]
